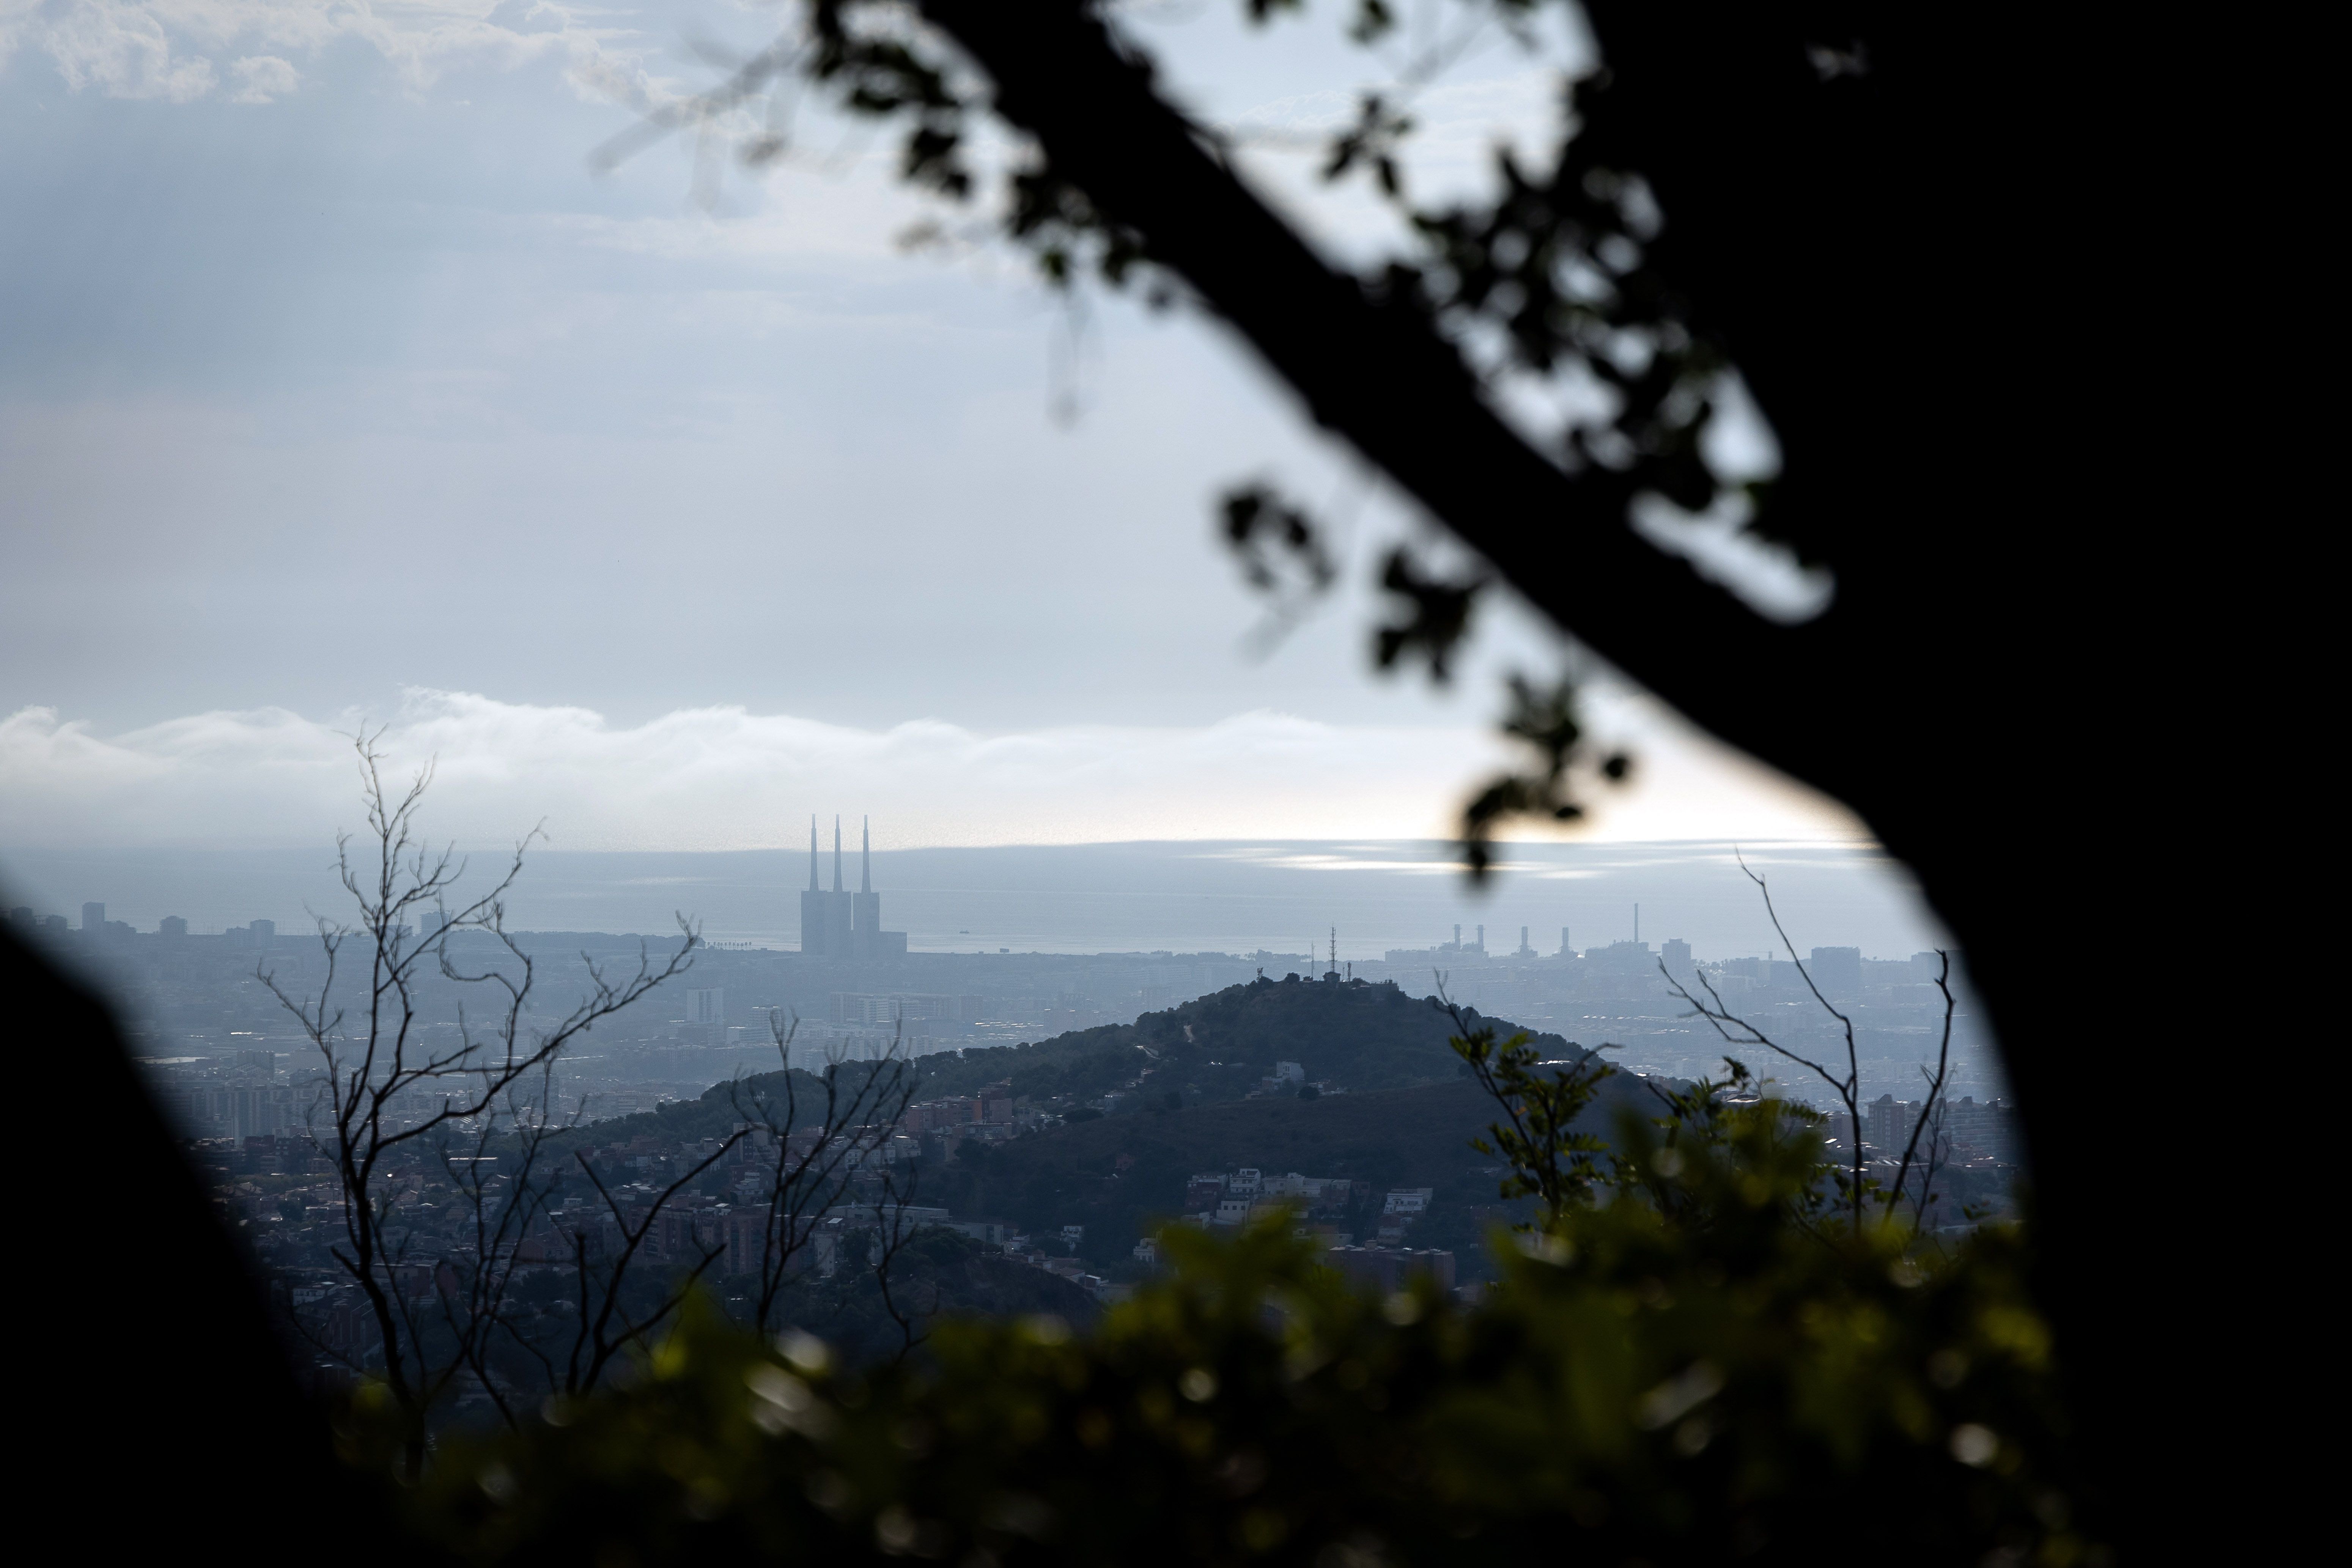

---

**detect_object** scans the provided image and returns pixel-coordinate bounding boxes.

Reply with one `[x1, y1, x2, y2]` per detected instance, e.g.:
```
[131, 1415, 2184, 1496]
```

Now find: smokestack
[808, 816, 820, 892]
[862, 816, 872, 894]
[833, 817, 843, 893]
[1560, 925, 1571, 956]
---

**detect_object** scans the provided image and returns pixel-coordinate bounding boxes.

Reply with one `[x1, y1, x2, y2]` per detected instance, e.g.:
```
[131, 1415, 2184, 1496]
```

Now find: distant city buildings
[1810, 946, 1864, 995]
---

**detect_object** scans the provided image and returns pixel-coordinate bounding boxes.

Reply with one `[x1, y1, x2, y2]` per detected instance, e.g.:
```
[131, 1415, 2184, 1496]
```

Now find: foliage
[1447, 1015, 1614, 1225]
[1121, 976, 1575, 1098]
[348, 1027, 2091, 1566]
[914, 1026, 1150, 1104]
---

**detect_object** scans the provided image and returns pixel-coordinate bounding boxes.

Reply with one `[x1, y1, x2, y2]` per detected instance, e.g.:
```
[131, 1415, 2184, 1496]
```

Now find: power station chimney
[861, 816, 872, 894]
[833, 817, 843, 893]
[808, 816, 820, 892]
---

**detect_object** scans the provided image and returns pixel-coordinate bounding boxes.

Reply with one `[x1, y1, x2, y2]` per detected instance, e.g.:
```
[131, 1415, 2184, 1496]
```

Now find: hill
[571, 975, 1574, 1150]
[920, 1066, 1658, 1280]
[547, 977, 1660, 1281]
[915, 973, 1575, 1108]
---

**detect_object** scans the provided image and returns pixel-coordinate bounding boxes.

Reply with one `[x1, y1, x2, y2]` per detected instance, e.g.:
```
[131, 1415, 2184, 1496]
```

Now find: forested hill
[562, 976, 1581, 1149]
[912, 974, 1579, 1107]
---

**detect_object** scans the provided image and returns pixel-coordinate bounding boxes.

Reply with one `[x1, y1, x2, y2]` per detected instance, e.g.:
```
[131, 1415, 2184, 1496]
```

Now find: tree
[610, 1, 2165, 1520]
[263, 734, 709, 1460]
[725, 1014, 928, 1356]
[1661, 857, 1960, 1234]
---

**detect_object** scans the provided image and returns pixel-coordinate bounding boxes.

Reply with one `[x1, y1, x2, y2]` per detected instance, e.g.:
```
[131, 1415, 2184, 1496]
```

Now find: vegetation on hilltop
[909, 1025, 1148, 1105]
[1124, 974, 1573, 1100]
[566, 977, 1576, 1156]
[874, 974, 1532, 1111]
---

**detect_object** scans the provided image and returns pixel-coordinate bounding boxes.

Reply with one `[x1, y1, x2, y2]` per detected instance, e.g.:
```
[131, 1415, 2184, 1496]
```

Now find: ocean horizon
[2, 837, 1945, 964]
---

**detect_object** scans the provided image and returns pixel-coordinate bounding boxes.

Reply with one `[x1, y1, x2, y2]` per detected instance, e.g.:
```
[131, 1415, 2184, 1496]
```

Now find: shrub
[359, 1047, 2091, 1565]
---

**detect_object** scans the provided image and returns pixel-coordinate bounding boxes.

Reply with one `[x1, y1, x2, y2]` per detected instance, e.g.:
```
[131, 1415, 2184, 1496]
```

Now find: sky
[0, 1, 1862, 864]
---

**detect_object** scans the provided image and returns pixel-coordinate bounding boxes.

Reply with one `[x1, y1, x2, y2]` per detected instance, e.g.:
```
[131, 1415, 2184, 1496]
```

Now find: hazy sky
[0, 2, 1850, 854]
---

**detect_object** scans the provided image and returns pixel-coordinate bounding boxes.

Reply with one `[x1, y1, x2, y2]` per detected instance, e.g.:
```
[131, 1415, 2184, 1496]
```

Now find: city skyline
[0, 836, 1949, 963]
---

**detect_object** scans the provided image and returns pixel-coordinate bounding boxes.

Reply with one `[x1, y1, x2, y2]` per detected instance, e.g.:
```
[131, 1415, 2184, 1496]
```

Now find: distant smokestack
[862, 816, 872, 894]
[808, 816, 820, 892]
[833, 817, 843, 893]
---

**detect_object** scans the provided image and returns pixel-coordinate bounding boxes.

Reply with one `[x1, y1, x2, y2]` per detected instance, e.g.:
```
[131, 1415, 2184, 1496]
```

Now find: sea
[3, 838, 1947, 964]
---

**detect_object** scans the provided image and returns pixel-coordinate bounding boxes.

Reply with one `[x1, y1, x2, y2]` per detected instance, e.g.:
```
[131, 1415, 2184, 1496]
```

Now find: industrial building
[798, 815, 908, 959]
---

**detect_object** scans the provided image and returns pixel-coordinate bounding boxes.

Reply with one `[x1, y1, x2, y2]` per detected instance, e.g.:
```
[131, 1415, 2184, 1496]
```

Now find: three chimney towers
[798, 815, 907, 959]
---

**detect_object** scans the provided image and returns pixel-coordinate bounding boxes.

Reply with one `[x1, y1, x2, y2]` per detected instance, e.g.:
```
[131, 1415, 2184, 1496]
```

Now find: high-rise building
[1661, 938, 1693, 980]
[1867, 1093, 1912, 1154]
[685, 988, 725, 1027]
[1809, 946, 1863, 995]
[82, 901, 105, 932]
[159, 916, 188, 939]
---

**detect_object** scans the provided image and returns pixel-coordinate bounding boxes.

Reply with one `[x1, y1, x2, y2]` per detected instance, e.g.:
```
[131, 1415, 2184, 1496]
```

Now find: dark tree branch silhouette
[560, 1131, 746, 1395]
[1660, 856, 1957, 1233]
[263, 732, 699, 1458]
[1438, 989, 1616, 1231]
[727, 1012, 923, 1337]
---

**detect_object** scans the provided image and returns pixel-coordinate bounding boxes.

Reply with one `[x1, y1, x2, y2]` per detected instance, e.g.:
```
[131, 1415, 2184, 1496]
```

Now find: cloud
[28, 0, 219, 101]
[227, 51, 293, 102]
[3, 0, 645, 102]
[0, 687, 1867, 852]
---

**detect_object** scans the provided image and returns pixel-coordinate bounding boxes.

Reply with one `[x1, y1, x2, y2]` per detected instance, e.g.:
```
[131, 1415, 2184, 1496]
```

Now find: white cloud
[27, 0, 218, 101]
[0, 687, 1867, 852]
[3, 0, 645, 102]
[226, 51, 293, 102]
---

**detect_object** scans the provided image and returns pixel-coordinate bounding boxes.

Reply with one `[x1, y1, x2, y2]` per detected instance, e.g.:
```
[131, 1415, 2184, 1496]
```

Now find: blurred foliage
[342, 1023, 2094, 1566]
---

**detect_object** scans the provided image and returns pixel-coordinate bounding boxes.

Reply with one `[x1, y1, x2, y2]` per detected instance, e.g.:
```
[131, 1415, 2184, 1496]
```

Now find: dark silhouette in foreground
[9, 925, 386, 1559]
